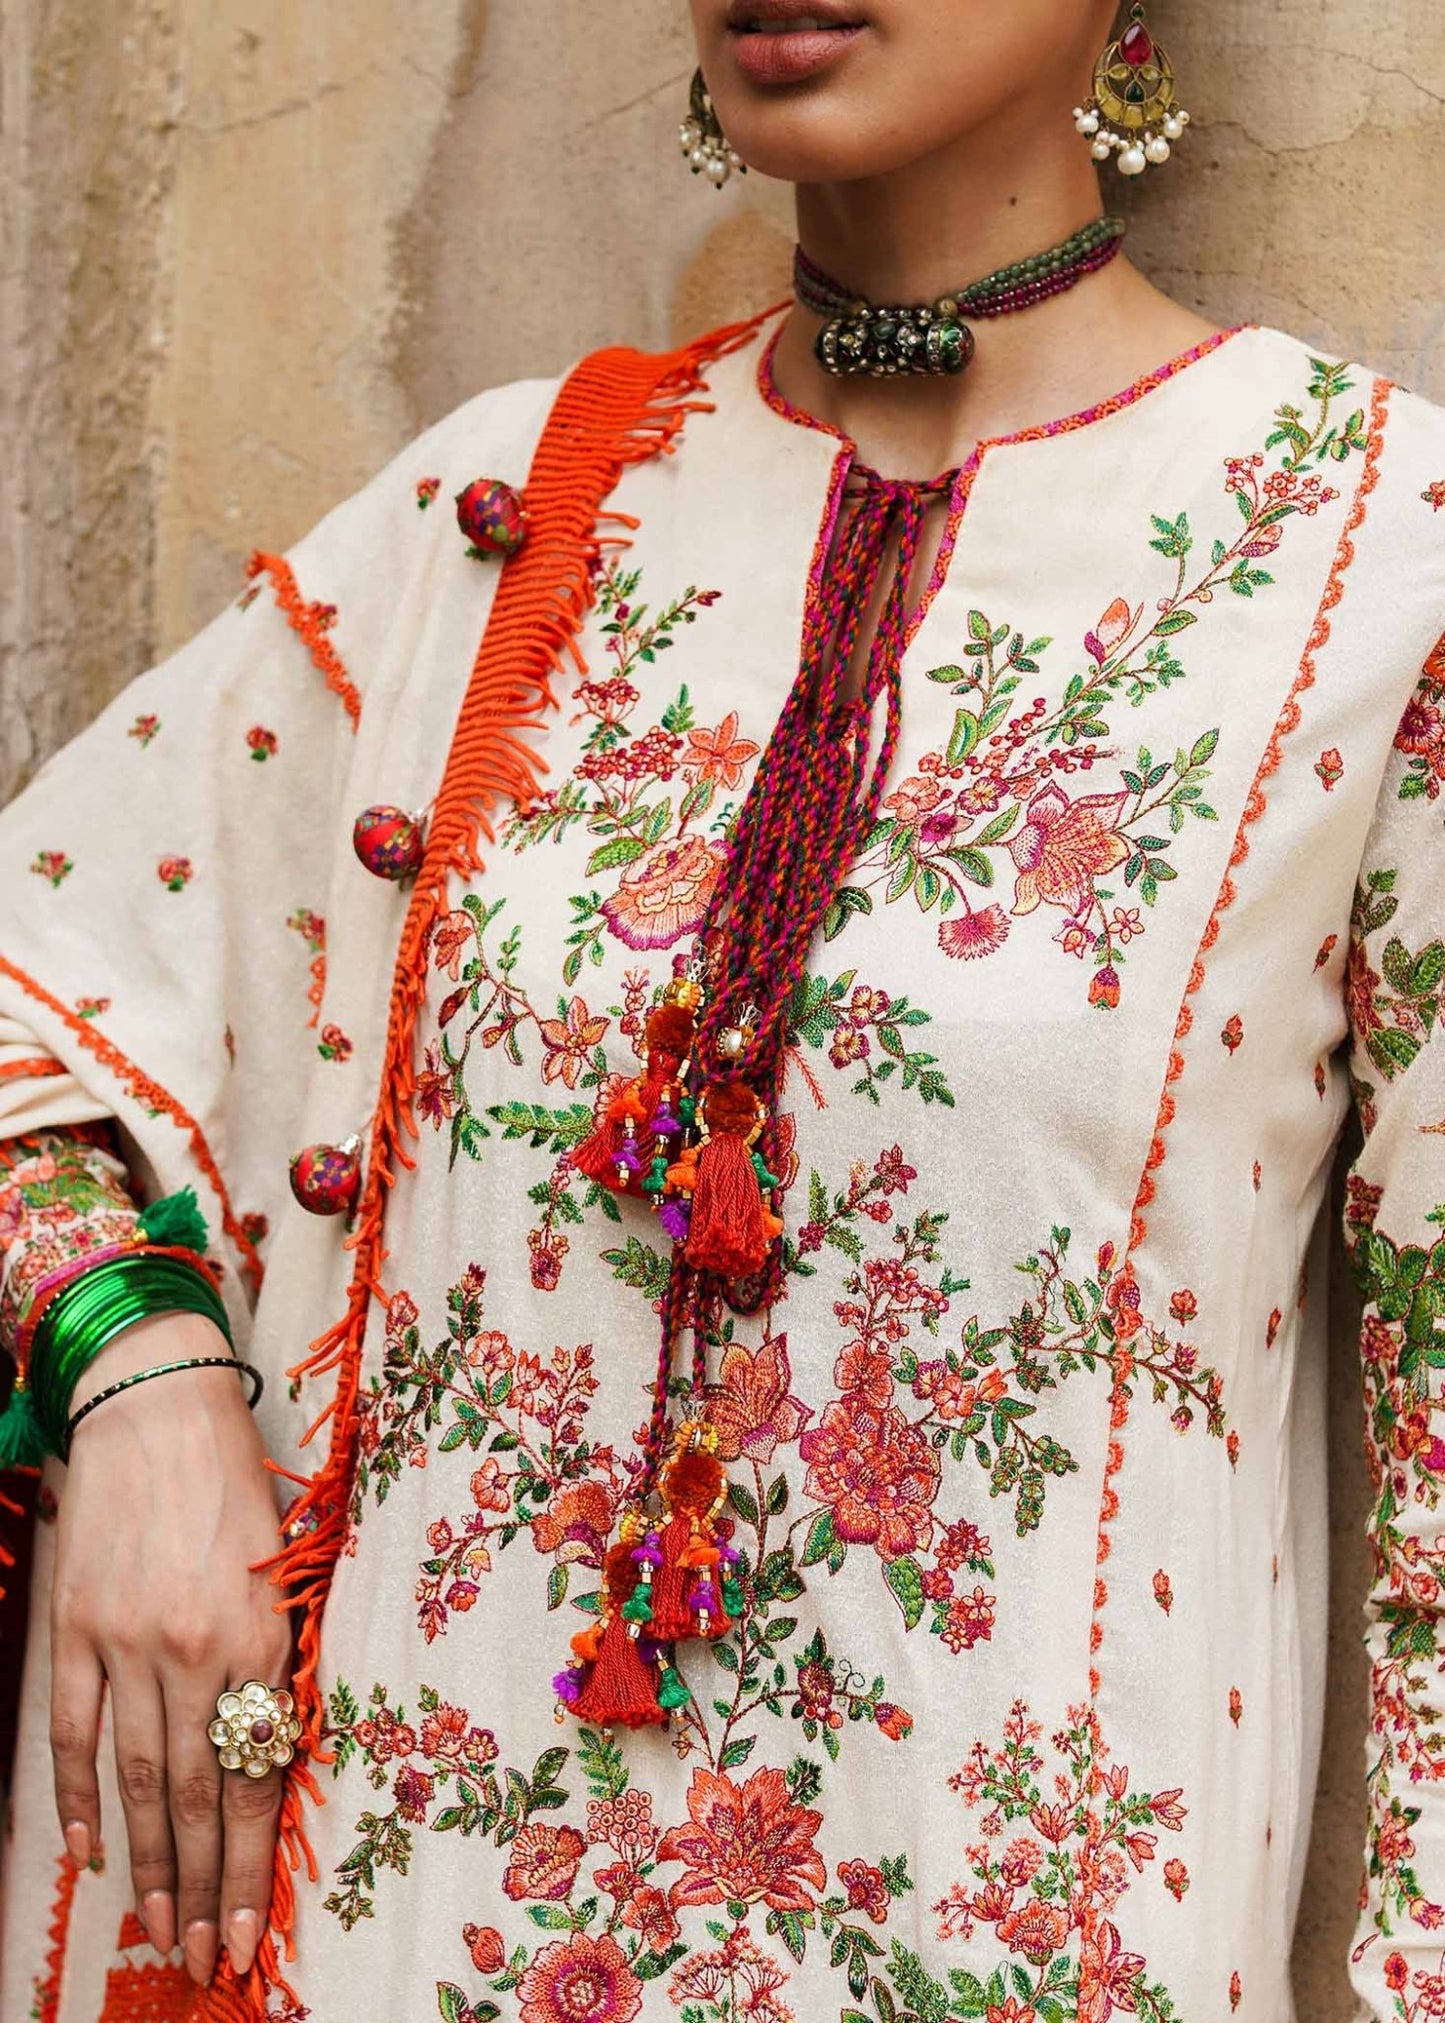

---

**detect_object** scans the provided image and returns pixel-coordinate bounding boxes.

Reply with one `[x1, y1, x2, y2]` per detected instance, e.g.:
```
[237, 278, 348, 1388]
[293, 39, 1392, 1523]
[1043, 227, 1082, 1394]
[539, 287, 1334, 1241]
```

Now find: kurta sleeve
[0, 1017, 114, 1138]
[1344, 645, 1445, 2014]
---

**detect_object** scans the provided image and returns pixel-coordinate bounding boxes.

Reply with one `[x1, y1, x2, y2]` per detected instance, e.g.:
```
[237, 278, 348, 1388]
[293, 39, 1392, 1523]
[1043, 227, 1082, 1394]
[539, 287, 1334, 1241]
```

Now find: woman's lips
[727, 22, 867, 86]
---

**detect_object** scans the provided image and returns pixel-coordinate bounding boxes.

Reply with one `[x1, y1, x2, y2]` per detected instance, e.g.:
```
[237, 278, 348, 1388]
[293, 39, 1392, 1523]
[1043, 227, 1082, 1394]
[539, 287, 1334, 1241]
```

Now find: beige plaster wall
[2, 2, 1443, 2011]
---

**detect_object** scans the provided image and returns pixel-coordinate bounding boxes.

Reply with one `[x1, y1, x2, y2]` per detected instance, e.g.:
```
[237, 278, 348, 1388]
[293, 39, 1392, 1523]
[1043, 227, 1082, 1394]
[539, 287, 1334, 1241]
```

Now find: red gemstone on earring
[1119, 20, 1154, 64]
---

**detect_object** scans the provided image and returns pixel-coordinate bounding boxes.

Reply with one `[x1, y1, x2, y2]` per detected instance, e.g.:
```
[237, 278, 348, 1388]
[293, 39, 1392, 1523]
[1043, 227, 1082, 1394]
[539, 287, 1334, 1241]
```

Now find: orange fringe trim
[194, 310, 773, 2021]
[246, 554, 363, 728]
[0, 957, 264, 1297]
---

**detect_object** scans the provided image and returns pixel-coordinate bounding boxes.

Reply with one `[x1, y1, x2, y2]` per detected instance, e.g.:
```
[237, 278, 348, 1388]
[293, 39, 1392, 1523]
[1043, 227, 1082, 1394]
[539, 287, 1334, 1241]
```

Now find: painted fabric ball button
[289, 1138, 362, 1216]
[353, 803, 426, 881]
[455, 476, 528, 559]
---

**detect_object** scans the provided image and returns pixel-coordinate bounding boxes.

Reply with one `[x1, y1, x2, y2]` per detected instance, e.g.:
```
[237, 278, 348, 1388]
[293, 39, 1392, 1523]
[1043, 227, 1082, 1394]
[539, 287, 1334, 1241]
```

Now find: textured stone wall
[2, 1, 1443, 2010]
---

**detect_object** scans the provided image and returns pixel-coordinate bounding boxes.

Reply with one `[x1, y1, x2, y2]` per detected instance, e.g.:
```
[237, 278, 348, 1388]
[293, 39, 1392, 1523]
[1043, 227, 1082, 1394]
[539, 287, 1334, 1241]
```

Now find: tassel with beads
[558, 1534, 667, 1730]
[570, 995, 697, 1197]
[648, 1422, 733, 1643]
[683, 1081, 782, 1279]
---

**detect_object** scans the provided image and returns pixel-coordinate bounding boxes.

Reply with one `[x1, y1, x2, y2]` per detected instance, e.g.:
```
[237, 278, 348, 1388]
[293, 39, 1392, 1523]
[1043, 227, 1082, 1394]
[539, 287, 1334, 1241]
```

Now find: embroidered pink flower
[531, 1481, 615, 1565]
[1163, 1856, 1190, 1900]
[996, 1899, 1070, 1965]
[600, 834, 724, 951]
[464, 1924, 506, 1973]
[621, 1886, 679, 1953]
[316, 1022, 352, 1063]
[710, 1334, 811, 1466]
[939, 904, 1011, 961]
[800, 1396, 939, 1559]
[503, 1822, 587, 1902]
[157, 855, 193, 892]
[1088, 965, 1121, 1009]
[31, 851, 73, 887]
[838, 1858, 889, 1923]
[885, 774, 944, 823]
[656, 1764, 826, 1911]
[470, 1457, 512, 1513]
[247, 725, 278, 761]
[128, 713, 161, 746]
[415, 476, 441, 510]
[682, 711, 760, 790]
[1077, 1921, 1149, 2022]
[874, 1700, 913, 1741]
[1153, 1569, 1174, 1615]
[75, 996, 111, 1018]
[516, 1933, 641, 2023]
[1220, 1013, 1244, 1053]
[940, 1586, 996, 1653]
[1314, 746, 1343, 791]
[392, 1762, 434, 1822]
[1007, 780, 1131, 917]
[1169, 1287, 1198, 1326]
[537, 996, 609, 1089]
[1084, 595, 1138, 665]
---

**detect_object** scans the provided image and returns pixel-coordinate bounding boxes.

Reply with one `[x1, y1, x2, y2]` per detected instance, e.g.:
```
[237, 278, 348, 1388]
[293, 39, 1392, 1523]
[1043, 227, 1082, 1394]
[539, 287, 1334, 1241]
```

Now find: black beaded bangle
[65, 1356, 264, 1451]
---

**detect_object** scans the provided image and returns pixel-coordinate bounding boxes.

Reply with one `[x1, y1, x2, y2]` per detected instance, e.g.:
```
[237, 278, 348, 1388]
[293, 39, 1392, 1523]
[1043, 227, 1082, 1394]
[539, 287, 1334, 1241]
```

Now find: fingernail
[142, 1890, 176, 1956]
[226, 1907, 261, 1977]
[184, 1919, 218, 1986]
[63, 1820, 91, 1867]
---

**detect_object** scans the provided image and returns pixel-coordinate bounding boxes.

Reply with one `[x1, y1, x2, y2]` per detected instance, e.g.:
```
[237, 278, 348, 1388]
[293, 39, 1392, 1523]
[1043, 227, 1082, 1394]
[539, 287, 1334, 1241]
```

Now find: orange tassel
[649, 1436, 732, 1642]
[685, 1128, 773, 1278]
[570, 1616, 667, 1729]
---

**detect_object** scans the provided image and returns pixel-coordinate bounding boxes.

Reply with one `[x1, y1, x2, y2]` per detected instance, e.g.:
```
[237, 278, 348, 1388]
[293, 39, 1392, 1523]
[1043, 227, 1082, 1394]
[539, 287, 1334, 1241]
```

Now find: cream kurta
[3, 315, 1445, 2023]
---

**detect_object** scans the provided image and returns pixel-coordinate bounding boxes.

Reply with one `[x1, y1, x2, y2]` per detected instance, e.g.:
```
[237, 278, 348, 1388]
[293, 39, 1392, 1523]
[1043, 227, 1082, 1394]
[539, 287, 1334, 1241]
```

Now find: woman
[1, 2, 1442, 2018]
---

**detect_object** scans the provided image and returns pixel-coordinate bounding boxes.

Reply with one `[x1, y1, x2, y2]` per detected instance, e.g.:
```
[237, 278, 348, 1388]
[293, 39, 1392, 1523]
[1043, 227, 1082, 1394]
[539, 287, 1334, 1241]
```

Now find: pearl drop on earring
[1118, 144, 1148, 176]
[1090, 136, 1112, 161]
[1145, 135, 1172, 164]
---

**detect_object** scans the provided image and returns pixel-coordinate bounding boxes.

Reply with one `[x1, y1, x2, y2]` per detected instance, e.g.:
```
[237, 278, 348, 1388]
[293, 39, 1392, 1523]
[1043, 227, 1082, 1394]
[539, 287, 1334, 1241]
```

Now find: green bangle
[28, 1253, 234, 1460]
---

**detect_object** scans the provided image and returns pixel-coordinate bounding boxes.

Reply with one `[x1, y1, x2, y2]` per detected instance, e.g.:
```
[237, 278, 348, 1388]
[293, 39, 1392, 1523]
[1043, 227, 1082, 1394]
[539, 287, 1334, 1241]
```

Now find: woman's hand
[49, 1310, 290, 1986]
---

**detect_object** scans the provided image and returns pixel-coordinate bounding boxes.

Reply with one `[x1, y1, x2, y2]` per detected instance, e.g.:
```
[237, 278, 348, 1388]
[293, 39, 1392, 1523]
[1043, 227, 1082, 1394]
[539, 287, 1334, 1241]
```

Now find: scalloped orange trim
[1070, 378, 1391, 1982]
[99, 1957, 193, 2020]
[0, 1056, 65, 1081]
[0, 956, 263, 1296]
[31, 1851, 80, 2023]
[246, 554, 363, 728]
[192, 309, 774, 2023]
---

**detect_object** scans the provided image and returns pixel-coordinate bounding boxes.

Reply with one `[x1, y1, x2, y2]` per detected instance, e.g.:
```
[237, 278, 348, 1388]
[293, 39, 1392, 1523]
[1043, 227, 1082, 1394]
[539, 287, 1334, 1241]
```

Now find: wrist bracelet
[29, 1252, 234, 1460]
[65, 1356, 264, 1450]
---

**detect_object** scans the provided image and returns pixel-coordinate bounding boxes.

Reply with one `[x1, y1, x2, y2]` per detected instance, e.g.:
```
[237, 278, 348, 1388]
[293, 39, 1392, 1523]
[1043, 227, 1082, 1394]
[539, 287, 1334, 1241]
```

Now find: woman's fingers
[166, 1671, 227, 1984]
[219, 1739, 284, 1979]
[109, 1666, 178, 1956]
[48, 1630, 104, 1870]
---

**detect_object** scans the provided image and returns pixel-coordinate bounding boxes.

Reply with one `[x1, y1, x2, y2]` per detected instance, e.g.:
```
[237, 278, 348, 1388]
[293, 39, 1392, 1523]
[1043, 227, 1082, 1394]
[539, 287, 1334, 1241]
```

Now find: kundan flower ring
[208, 1680, 302, 1779]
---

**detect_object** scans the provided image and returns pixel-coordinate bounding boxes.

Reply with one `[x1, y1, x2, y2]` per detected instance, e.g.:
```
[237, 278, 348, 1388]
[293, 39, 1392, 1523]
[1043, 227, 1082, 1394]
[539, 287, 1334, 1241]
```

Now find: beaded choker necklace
[795, 213, 1127, 378]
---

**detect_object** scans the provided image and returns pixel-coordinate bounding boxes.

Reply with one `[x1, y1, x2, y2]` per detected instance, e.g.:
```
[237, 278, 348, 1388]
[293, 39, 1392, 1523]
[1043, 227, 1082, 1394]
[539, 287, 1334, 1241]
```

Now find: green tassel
[657, 1665, 690, 1711]
[0, 1382, 52, 1468]
[620, 1588, 653, 1624]
[642, 1155, 669, 1197]
[137, 1186, 209, 1255]
[750, 1152, 780, 1190]
[721, 1576, 745, 1617]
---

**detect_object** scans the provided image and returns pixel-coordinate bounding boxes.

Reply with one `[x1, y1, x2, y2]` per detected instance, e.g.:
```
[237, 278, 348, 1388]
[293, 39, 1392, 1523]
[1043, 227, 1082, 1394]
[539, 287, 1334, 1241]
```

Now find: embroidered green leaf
[484, 1101, 592, 1152]
[1154, 609, 1197, 635]
[546, 1564, 569, 1612]
[882, 1555, 925, 1630]
[584, 835, 647, 876]
[944, 846, 992, 888]
[720, 1733, 757, 1771]
[599, 1236, 670, 1298]
[527, 1903, 574, 1930]
[949, 1970, 989, 2017]
[973, 803, 1019, 847]
[801, 1509, 840, 1568]
[946, 708, 981, 764]
[728, 1477, 761, 1526]
[824, 885, 873, 941]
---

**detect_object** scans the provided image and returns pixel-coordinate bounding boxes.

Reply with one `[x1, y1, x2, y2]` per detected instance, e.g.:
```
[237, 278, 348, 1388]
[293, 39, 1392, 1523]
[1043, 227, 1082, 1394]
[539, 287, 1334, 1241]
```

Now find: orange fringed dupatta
[197, 310, 777, 2021]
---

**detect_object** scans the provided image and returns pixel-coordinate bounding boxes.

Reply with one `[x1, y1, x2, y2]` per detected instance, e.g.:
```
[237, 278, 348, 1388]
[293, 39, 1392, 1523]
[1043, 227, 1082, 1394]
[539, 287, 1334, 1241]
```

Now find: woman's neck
[774, 127, 1224, 480]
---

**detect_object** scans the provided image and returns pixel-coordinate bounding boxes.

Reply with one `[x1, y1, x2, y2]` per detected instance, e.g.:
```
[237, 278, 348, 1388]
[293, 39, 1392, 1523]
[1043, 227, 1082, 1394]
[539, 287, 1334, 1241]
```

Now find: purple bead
[249, 1718, 275, 1745]
[616, 1140, 644, 1177]
[637, 1638, 663, 1666]
[719, 1541, 741, 1566]
[648, 1102, 680, 1141]
[690, 1582, 718, 1613]
[631, 1539, 664, 1567]
[552, 1670, 582, 1704]
[658, 1197, 692, 1243]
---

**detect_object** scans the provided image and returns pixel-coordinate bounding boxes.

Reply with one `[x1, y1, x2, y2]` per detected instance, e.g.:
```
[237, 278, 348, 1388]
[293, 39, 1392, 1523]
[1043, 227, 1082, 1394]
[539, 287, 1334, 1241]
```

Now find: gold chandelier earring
[1074, 3, 1190, 177]
[679, 70, 745, 189]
